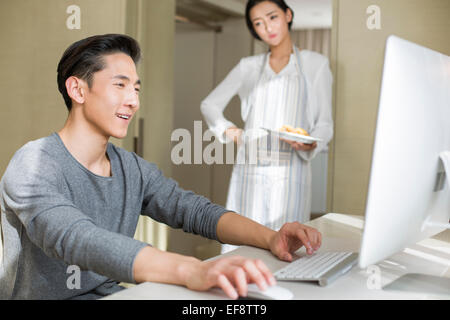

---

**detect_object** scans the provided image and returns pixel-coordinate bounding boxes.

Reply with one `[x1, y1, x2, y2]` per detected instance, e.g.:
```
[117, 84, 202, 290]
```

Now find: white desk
[104, 213, 450, 300]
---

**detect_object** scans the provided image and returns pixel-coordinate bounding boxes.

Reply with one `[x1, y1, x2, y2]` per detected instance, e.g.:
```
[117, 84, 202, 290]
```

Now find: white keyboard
[274, 251, 358, 286]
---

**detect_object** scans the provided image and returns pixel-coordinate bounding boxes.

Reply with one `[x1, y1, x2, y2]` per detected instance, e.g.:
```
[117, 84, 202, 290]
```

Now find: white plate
[261, 127, 322, 144]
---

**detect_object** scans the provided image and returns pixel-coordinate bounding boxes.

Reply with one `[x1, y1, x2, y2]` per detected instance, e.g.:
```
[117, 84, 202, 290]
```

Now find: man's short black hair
[57, 34, 141, 111]
[245, 0, 294, 41]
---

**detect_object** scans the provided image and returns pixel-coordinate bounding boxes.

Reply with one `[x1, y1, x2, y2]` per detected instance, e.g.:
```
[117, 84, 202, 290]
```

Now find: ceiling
[176, 0, 332, 30]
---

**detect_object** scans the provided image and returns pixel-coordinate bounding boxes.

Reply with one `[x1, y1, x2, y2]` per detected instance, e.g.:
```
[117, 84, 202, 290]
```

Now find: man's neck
[58, 113, 111, 177]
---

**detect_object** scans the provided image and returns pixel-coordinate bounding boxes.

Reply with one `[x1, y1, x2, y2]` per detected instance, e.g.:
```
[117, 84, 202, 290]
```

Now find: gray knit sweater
[0, 133, 228, 299]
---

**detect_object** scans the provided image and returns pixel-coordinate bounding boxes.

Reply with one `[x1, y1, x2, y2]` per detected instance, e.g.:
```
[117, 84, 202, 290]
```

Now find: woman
[201, 0, 333, 253]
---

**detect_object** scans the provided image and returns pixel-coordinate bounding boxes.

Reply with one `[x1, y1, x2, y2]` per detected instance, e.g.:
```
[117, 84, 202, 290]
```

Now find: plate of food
[262, 125, 322, 144]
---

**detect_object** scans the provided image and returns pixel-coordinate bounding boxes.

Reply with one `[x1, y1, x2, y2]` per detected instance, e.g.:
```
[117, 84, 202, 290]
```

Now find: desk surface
[104, 213, 450, 300]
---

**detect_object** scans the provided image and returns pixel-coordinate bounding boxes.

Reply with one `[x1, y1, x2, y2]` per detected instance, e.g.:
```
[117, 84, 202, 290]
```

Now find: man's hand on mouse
[184, 255, 276, 300]
[269, 222, 322, 261]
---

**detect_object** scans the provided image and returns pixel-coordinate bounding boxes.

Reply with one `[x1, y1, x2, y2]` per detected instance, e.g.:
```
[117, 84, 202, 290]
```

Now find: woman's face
[249, 1, 292, 46]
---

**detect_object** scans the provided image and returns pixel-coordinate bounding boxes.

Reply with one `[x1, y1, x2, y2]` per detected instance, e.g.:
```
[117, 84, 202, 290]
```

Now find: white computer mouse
[243, 283, 294, 300]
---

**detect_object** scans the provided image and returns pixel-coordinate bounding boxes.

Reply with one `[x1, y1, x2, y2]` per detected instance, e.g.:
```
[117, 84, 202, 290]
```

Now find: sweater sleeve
[137, 158, 229, 240]
[2, 147, 148, 284]
[296, 58, 334, 162]
[200, 59, 244, 143]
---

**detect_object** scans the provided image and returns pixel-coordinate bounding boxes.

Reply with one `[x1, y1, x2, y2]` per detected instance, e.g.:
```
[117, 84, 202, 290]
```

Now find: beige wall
[330, 0, 450, 215]
[172, 23, 215, 199]
[168, 18, 251, 259]
[0, 0, 127, 176]
[168, 23, 216, 257]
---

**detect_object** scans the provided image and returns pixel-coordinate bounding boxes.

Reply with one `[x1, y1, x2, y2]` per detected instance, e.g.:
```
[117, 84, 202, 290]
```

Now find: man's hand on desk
[216, 212, 322, 258]
[269, 222, 322, 261]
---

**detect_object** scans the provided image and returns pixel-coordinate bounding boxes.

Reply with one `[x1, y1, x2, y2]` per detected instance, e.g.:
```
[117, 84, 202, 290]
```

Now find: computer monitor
[358, 35, 450, 292]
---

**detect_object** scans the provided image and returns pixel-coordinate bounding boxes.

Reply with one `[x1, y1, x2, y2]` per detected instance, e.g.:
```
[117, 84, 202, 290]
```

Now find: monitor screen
[359, 35, 450, 269]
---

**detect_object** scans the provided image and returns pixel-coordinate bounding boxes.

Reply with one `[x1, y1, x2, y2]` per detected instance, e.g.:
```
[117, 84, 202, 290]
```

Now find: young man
[0, 34, 322, 300]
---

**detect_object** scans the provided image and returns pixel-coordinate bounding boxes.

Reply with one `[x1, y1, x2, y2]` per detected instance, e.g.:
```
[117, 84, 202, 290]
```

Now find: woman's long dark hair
[245, 0, 294, 40]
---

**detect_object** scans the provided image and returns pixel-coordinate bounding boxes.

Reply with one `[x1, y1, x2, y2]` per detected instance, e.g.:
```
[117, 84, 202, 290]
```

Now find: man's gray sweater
[0, 133, 228, 299]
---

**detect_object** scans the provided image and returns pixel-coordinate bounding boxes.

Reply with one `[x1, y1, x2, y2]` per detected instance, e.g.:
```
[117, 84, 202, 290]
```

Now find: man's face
[82, 53, 140, 139]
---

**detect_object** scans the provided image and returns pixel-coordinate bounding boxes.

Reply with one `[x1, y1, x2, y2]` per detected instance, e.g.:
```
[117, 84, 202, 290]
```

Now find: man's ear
[65, 76, 86, 105]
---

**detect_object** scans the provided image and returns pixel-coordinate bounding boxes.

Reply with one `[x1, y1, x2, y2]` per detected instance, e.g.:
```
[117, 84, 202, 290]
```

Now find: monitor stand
[382, 273, 450, 297]
[384, 152, 450, 297]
